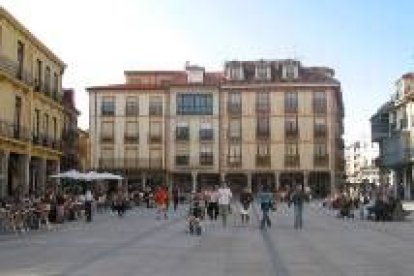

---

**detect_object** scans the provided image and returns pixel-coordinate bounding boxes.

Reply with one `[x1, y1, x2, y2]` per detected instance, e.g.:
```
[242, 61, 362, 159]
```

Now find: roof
[401, 73, 414, 79]
[87, 72, 225, 91]
[0, 7, 66, 68]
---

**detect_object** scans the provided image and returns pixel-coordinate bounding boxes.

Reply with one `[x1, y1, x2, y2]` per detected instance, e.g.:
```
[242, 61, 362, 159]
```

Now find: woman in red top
[154, 186, 168, 219]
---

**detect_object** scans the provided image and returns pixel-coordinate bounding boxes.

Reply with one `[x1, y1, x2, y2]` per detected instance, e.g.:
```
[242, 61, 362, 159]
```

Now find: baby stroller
[188, 200, 203, 235]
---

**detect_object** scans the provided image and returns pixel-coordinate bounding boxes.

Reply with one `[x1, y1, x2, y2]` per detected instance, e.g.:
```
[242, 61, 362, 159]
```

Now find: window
[0, 26, 2, 52]
[283, 63, 298, 80]
[44, 113, 49, 137]
[175, 147, 189, 166]
[228, 92, 241, 114]
[14, 96, 22, 138]
[149, 96, 163, 116]
[200, 145, 213, 165]
[101, 97, 115, 116]
[149, 121, 162, 143]
[176, 94, 213, 115]
[150, 149, 162, 168]
[256, 143, 270, 166]
[100, 148, 114, 168]
[255, 62, 270, 80]
[228, 119, 241, 140]
[199, 122, 213, 141]
[314, 117, 327, 139]
[285, 116, 298, 138]
[256, 117, 270, 138]
[256, 91, 270, 112]
[285, 92, 298, 113]
[52, 117, 57, 140]
[228, 63, 244, 80]
[314, 143, 327, 156]
[35, 59, 42, 91]
[34, 109, 40, 138]
[125, 121, 138, 143]
[17, 41, 24, 80]
[313, 91, 326, 114]
[101, 121, 114, 142]
[228, 144, 241, 165]
[53, 72, 59, 99]
[125, 148, 138, 169]
[314, 143, 328, 166]
[285, 143, 299, 167]
[44, 66, 51, 93]
[176, 122, 189, 141]
[125, 96, 138, 116]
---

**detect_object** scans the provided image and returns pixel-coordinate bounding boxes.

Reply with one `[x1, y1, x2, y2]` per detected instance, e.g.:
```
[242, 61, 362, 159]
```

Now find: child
[188, 199, 203, 235]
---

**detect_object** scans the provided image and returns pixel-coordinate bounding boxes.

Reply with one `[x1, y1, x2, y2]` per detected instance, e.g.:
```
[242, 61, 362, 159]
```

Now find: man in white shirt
[217, 182, 232, 227]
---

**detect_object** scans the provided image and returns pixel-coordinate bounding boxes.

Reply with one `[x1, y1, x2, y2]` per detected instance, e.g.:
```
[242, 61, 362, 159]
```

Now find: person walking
[259, 185, 273, 230]
[85, 189, 93, 222]
[154, 186, 168, 219]
[289, 184, 307, 229]
[172, 186, 180, 212]
[210, 185, 220, 221]
[217, 182, 232, 227]
[239, 187, 253, 225]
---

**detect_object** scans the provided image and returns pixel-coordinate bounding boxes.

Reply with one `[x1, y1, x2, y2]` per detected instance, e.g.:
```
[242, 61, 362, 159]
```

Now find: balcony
[285, 130, 299, 140]
[227, 155, 242, 167]
[148, 134, 162, 144]
[149, 106, 162, 116]
[99, 158, 163, 171]
[227, 103, 241, 115]
[382, 132, 412, 167]
[124, 135, 139, 144]
[256, 131, 270, 140]
[256, 104, 270, 114]
[285, 155, 300, 167]
[314, 155, 329, 167]
[32, 133, 61, 150]
[256, 155, 271, 167]
[314, 129, 327, 139]
[175, 156, 189, 166]
[0, 119, 31, 142]
[0, 54, 33, 87]
[100, 136, 114, 143]
[200, 154, 214, 166]
[176, 129, 189, 142]
[199, 129, 213, 141]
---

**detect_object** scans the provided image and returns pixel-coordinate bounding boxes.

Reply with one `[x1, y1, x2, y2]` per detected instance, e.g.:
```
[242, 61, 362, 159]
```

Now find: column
[404, 167, 410, 200]
[0, 151, 9, 198]
[20, 155, 30, 196]
[192, 171, 198, 192]
[220, 172, 225, 183]
[247, 173, 252, 191]
[39, 158, 47, 195]
[303, 171, 309, 191]
[330, 171, 336, 195]
[141, 171, 147, 190]
[274, 171, 279, 192]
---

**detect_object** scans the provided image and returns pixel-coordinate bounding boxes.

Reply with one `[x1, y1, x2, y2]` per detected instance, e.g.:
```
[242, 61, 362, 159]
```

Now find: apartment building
[0, 7, 65, 198]
[88, 59, 344, 196]
[345, 141, 381, 186]
[371, 73, 414, 199]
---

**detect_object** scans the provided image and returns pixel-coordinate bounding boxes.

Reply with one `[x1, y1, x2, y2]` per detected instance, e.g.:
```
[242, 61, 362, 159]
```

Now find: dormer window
[186, 64, 205, 83]
[227, 63, 244, 81]
[255, 61, 271, 81]
[282, 62, 299, 80]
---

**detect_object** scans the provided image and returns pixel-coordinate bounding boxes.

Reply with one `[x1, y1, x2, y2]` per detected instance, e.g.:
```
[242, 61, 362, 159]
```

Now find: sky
[2, 0, 414, 143]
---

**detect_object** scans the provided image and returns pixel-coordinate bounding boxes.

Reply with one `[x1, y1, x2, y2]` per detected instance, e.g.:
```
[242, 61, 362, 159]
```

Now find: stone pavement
[0, 203, 413, 276]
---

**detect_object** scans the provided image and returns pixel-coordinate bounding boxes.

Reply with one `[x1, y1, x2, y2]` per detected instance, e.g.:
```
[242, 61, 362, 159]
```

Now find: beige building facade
[0, 7, 65, 198]
[88, 60, 344, 196]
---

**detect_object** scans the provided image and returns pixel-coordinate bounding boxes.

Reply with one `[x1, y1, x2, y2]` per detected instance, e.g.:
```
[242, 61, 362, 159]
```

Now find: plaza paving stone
[0, 203, 413, 276]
